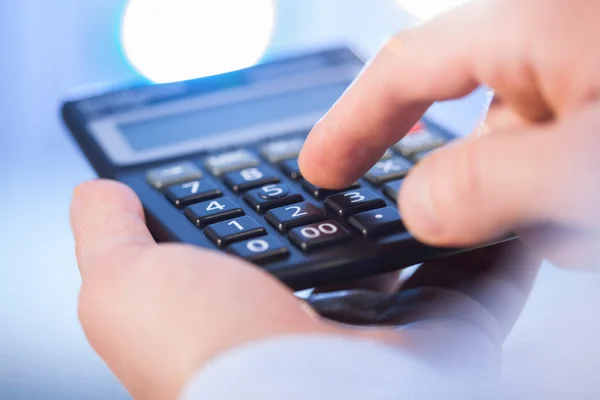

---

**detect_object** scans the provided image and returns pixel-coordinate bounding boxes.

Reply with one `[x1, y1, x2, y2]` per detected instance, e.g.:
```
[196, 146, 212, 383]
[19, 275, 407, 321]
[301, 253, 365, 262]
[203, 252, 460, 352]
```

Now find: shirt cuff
[179, 334, 448, 400]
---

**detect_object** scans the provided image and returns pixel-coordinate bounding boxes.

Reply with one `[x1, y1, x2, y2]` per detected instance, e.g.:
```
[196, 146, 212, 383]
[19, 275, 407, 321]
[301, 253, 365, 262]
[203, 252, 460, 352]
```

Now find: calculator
[62, 47, 507, 290]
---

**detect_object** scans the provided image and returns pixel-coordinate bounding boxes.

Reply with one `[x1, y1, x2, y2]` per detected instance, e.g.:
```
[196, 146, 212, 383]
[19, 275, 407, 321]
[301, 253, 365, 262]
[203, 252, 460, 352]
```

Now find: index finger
[299, 4, 485, 188]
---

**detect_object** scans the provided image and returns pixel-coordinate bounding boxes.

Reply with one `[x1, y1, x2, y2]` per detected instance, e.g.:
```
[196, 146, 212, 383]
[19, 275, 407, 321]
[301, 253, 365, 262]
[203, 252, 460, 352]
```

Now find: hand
[299, 0, 600, 269]
[70, 180, 539, 399]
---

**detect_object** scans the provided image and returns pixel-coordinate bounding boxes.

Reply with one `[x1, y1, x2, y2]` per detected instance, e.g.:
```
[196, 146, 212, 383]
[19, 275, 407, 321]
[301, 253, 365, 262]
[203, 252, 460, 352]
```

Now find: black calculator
[62, 47, 505, 290]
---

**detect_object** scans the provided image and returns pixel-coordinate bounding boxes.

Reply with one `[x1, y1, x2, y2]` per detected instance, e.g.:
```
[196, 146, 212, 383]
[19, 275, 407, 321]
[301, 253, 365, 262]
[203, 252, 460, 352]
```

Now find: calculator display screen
[117, 81, 349, 152]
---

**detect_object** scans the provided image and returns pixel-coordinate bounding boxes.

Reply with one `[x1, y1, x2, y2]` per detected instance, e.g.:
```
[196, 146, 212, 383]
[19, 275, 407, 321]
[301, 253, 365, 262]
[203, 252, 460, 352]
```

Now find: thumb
[398, 115, 586, 248]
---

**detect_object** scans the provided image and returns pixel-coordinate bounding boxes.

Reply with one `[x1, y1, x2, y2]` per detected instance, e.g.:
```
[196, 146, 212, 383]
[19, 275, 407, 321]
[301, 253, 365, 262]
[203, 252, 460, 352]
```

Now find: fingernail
[402, 164, 444, 238]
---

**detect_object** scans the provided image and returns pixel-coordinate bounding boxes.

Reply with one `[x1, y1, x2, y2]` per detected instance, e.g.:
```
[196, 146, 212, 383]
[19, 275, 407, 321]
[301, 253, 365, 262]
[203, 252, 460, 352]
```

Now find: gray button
[260, 138, 305, 163]
[364, 157, 413, 185]
[146, 161, 203, 190]
[204, 149, 260, 176]
[381, 149, 394, 160]
[393, 130, 445, 157]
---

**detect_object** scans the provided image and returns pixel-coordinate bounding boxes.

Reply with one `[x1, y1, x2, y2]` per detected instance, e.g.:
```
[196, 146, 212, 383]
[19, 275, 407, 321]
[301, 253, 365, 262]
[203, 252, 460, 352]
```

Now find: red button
[408, 122, 425, 135]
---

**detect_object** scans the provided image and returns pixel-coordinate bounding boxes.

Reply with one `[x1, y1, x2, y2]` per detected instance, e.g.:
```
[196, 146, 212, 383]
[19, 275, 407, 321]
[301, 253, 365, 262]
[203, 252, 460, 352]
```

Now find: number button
[260, 138, 305, 163]
[280, 159, 302, 180]
[184, 197, 244, 227]
[164, 178, 222, 208]
[302, 181, 361, 200]
[223, 165, 280, 192]
[349, 207, 405, 237]
[205, 216, 266, 248]
[243, 184, 304, 213]
[265, 202, 326, 233]
[383, 180, 403, 201]
[204, 149, 260, 176]
[146, 161, 203, 190]
[325, 188, 386, 217]
[364, 157, 413, 185]
[227, 236, 290, 264]
[289, 221, 351, 252]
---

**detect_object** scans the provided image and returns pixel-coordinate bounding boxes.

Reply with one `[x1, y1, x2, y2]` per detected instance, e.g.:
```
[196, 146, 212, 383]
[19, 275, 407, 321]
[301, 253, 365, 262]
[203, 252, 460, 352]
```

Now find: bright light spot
[397, 0, 481, 20]
[121, 0, 275, 83]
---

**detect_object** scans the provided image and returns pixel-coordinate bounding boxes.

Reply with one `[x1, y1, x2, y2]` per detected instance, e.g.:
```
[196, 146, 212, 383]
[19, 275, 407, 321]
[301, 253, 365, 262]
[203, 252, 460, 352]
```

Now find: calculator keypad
[184, 198, 244, 227]
[324, 188, 386, 217]
[243, 184, 303, 213]
[224, 165, 280, 193]
[349, 207, 404, 237]
[147, 162, 203, 190]
[227, 236, 290, 263]
[144, 122, 450, 268]
[266, 202, 326, 233]
[165, 179, 222, 208]
[289, 221, 351, 252]
[205, 216, 266, 248]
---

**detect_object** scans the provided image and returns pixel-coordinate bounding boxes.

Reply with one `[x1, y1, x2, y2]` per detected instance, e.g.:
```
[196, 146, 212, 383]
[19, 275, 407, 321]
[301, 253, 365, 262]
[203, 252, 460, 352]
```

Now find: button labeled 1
[289, 221, 351, 252]
[205, 216, 266, 248]
[227, 236, 290, 264]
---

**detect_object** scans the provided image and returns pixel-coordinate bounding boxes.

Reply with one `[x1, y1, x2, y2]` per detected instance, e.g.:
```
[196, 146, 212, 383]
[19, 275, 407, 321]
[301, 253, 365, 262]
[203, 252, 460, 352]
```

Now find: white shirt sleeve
[179, 334, 469, 400]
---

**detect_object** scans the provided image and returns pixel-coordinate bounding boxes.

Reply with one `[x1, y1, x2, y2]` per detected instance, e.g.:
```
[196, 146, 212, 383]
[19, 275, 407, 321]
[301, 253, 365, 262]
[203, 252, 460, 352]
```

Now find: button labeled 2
[289, 221, 351, 252]
[265, 202, 325, 233]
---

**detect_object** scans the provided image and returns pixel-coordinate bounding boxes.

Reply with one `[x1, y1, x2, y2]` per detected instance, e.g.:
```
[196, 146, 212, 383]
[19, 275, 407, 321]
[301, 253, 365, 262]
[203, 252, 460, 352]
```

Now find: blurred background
[0, 1, 594, 398]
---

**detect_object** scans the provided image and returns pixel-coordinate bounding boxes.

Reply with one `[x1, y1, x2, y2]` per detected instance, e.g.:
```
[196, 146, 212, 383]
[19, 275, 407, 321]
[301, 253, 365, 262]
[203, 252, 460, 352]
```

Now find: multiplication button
[364, 157, 412, 185]
[289, 221, 351, 252]
[227, 236, 290, 264]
